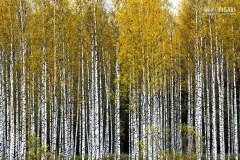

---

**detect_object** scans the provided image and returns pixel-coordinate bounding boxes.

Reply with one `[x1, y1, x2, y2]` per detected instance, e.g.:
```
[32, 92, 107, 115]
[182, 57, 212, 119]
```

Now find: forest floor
[73, 154, 236, 160]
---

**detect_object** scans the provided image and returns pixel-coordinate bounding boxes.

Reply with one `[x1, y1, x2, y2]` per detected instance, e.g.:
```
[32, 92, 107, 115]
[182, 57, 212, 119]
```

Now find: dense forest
[0, 0, 240, 159]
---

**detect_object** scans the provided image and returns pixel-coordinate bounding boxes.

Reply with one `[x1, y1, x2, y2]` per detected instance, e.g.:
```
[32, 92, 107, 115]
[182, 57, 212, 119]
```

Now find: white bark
[135, 83, 139, 160]
[147, 66, 151, 160]
[38, 77, 41, 149]
[115, 46, 120, 160]
[163, 74, 169, 151]
[61, 64, 68, 158]
[209, 15, 217, 159]
[67, 72, 72, 158]
[218, 42, 225, 160]
[170, 69, 175, 155]
[178, 57, 182, 154]
[152, 87, 157, 159]
[70, 74, 74, 157]
[30, 75, 35, 135]
[81, 46, 86, 160]
[0, 52, 5, 158]
[129, 81, 132, 160]
[41, 45, 47, 159]
[233, 52, 238, 160]
[230, 65, 234, 155]
[52, 0, 57, 156]
[206, 52, 210, 160]
[90, 2, 99, 159]
[19, 0, 27, 157]
[226, 60, 231, 160]
[195, 54, 202, 160]
[130, 81, 138, 160]
[194, 9, 202, 159]
[195, 44, 203, 160]
[99, 69, 103, 160]
[158, 89, 163, 159]
[187, 55, 193, 153]
[88, 52, 93, 159]
[104, 53, 110, 158]
[9, 24, 14, 160]
[15, 72, 19, 159]
[141, 67, 146, 159]
[20, 27, 27, 160]
[232, 24, 238, 160]
[5, 58, 9, 160]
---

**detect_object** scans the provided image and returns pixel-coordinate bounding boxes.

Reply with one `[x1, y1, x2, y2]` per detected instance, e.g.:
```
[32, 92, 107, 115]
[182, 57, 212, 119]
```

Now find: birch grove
[0, 0, 239, 159]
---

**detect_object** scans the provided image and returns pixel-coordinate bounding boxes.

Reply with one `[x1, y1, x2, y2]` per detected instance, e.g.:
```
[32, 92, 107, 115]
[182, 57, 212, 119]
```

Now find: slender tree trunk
[206, 50, 210, 160]
[141, 67, 146, 159]
[0, 52, 5, 159]
[88, 51, 93, 160]
[99, 68, 103, 160]
[81, 45, 86, 160]
[170, 69, 175, 157]
[233, 49, 238, 160]
[178, 56, 182, 154]
[9, 18, 14, 160]
[19, 0, 27, 157]
[217, 41, 225, 160]
[187, 53, 193, 153]
[209, 15, 217, 160]
[15, 72, 19, 159]
[163, 74, 169, 152]
[104, 53, 110, 158]
[114, 13, 121, 159]
[227, 60, 231, 160]
[52, 0, 57, 157]
[41, 45, 47, 160]
[115, 42, 120, 160]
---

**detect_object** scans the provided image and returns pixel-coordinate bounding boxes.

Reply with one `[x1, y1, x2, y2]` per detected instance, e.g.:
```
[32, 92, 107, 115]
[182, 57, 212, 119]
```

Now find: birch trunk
[209, 15, 217, 159]
[147, 66, 151, 160]
[114, 19, 120, 160]
[0, 52, 5, 158]
[218, 42, 225, 160]
[141, 67, 146, 159]
[178, 57, 182, 154]
[41, 46, 47, 159]
[15, 72, 19, 159]
[187, 54, 193, 153]
[81, 45, 86, 160]
[163, 74, 169, 151]
[227, 60, 231, 160]
[19, 0, 27, 157]
[88, 51, 93, 159]
[115, 45, 120, 160]
[206, 51, 210, 160]
[9, 19, 14, 160]
[52, 0, 57, 156]
[104, 53, 110, 158]
[99, 68, 103, 160]
[233, 45, 238, 160]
